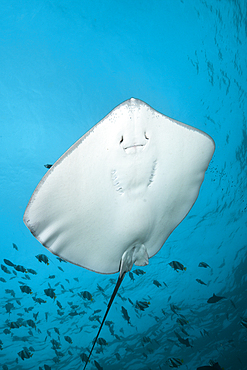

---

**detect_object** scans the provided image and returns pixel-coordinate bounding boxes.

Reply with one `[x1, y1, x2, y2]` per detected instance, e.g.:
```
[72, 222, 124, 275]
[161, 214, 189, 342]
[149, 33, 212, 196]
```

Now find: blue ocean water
[0, 1, 246, 369]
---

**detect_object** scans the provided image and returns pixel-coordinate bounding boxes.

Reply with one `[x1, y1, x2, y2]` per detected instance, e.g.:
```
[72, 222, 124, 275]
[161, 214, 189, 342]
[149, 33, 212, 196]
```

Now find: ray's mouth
[124, 144, 144, 150]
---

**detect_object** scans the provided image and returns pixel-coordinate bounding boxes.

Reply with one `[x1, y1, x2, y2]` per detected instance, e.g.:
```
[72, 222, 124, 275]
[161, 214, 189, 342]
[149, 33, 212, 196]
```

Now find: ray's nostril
[144, 132, 149, 140]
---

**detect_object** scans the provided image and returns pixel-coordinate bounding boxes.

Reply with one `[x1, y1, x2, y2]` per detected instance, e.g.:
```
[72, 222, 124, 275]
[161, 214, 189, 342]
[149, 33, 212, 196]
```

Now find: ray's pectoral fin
[83, 245, 149, 370]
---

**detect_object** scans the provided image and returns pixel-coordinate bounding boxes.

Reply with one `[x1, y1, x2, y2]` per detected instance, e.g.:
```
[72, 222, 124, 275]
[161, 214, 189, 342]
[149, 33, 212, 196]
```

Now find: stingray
[23, 98, 215, 368]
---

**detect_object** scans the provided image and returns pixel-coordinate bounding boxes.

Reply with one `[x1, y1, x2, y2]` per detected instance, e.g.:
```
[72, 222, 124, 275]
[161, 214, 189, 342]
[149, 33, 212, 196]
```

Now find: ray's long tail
[83, 272, 126, 370]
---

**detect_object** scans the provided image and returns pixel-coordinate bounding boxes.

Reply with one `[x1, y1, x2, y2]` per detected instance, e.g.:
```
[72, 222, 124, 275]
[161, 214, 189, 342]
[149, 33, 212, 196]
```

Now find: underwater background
[0, 0, 246, 369]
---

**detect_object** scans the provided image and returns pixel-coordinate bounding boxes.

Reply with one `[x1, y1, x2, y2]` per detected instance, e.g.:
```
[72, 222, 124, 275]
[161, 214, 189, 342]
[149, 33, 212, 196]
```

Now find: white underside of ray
[24, 98, 215, 274]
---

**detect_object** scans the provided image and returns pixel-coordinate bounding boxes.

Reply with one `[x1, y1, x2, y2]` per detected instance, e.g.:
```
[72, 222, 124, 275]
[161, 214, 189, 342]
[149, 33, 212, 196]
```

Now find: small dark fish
[170, 304, 180, 314]
[57, 300, 63, 309]
[181, 327, 189, 336]
[163, 281, 168, 287]
[93, 309, 102, 315]
[80, 291, 93, 301]
[50, 339, 61, 349]
[198, 262, 210, 268]
[5, 302, 14, 313]
[196, 278, 207, 286]
[44, 288, 56, 299]
[200, 328, 209, 337]
[161, 309, 166, 316]
[20, 285, 32, 294]
[54, 327, 60, 335]
[230, 299, 236, 309]
[153, 279, 162, 287]
[176, 317, 188, 326]
[121, 306, 130, 324]
[128, 298, 134, 305]
[58, 266, 64, 272]
[105, 320, 113, 327]
[169, 261, 186, 272]
[10, 321, 21, 329]
[94, 360, 103, 370]
[24, 306, 34, 313]
[0, 277, 6, 283]
[64, 335, 72, 344]
[57, 257, 67, 263]
[115, 353, 121, 360]
[4, 259, 16, 267]
[89, 314, 101, 322]
[132, 269, 146, 275]
[129, 271, 135, 281]
[33, 312, 39, 320]
[27, 268, 37, 275]
[207, 293, 225, 304]
[35, 254, 49, 265]
[1, 264, 11, 274]
[74, 277, 79, 282]
[135, 300, 150, 311]
[80, 353, 89, 363]
[3, 328, 11, 334]
[109, 327, 115, 336]
[166, 357, 183, 368]
[142, 336, 151, 344]
[154, 315, 160, 322]
[18, 347, 33, 360]
[97, 284, 104, 292]
[97, 337, 108, 346]
[44, 164, 53, 169]
[5, 289, 15, 297]
[32, 297, 46, 304]
[240, 317, 247, 329]
[49, 275, 55, 279]
[14, 265, 27, 273]
[117, 292, 127, 301]
[23, 274, 31, 280]
[26, 319, 36, 329]
[69, 311, 80, 317]
[174, 331, 192, 347]
[13, 243, 18, 251]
